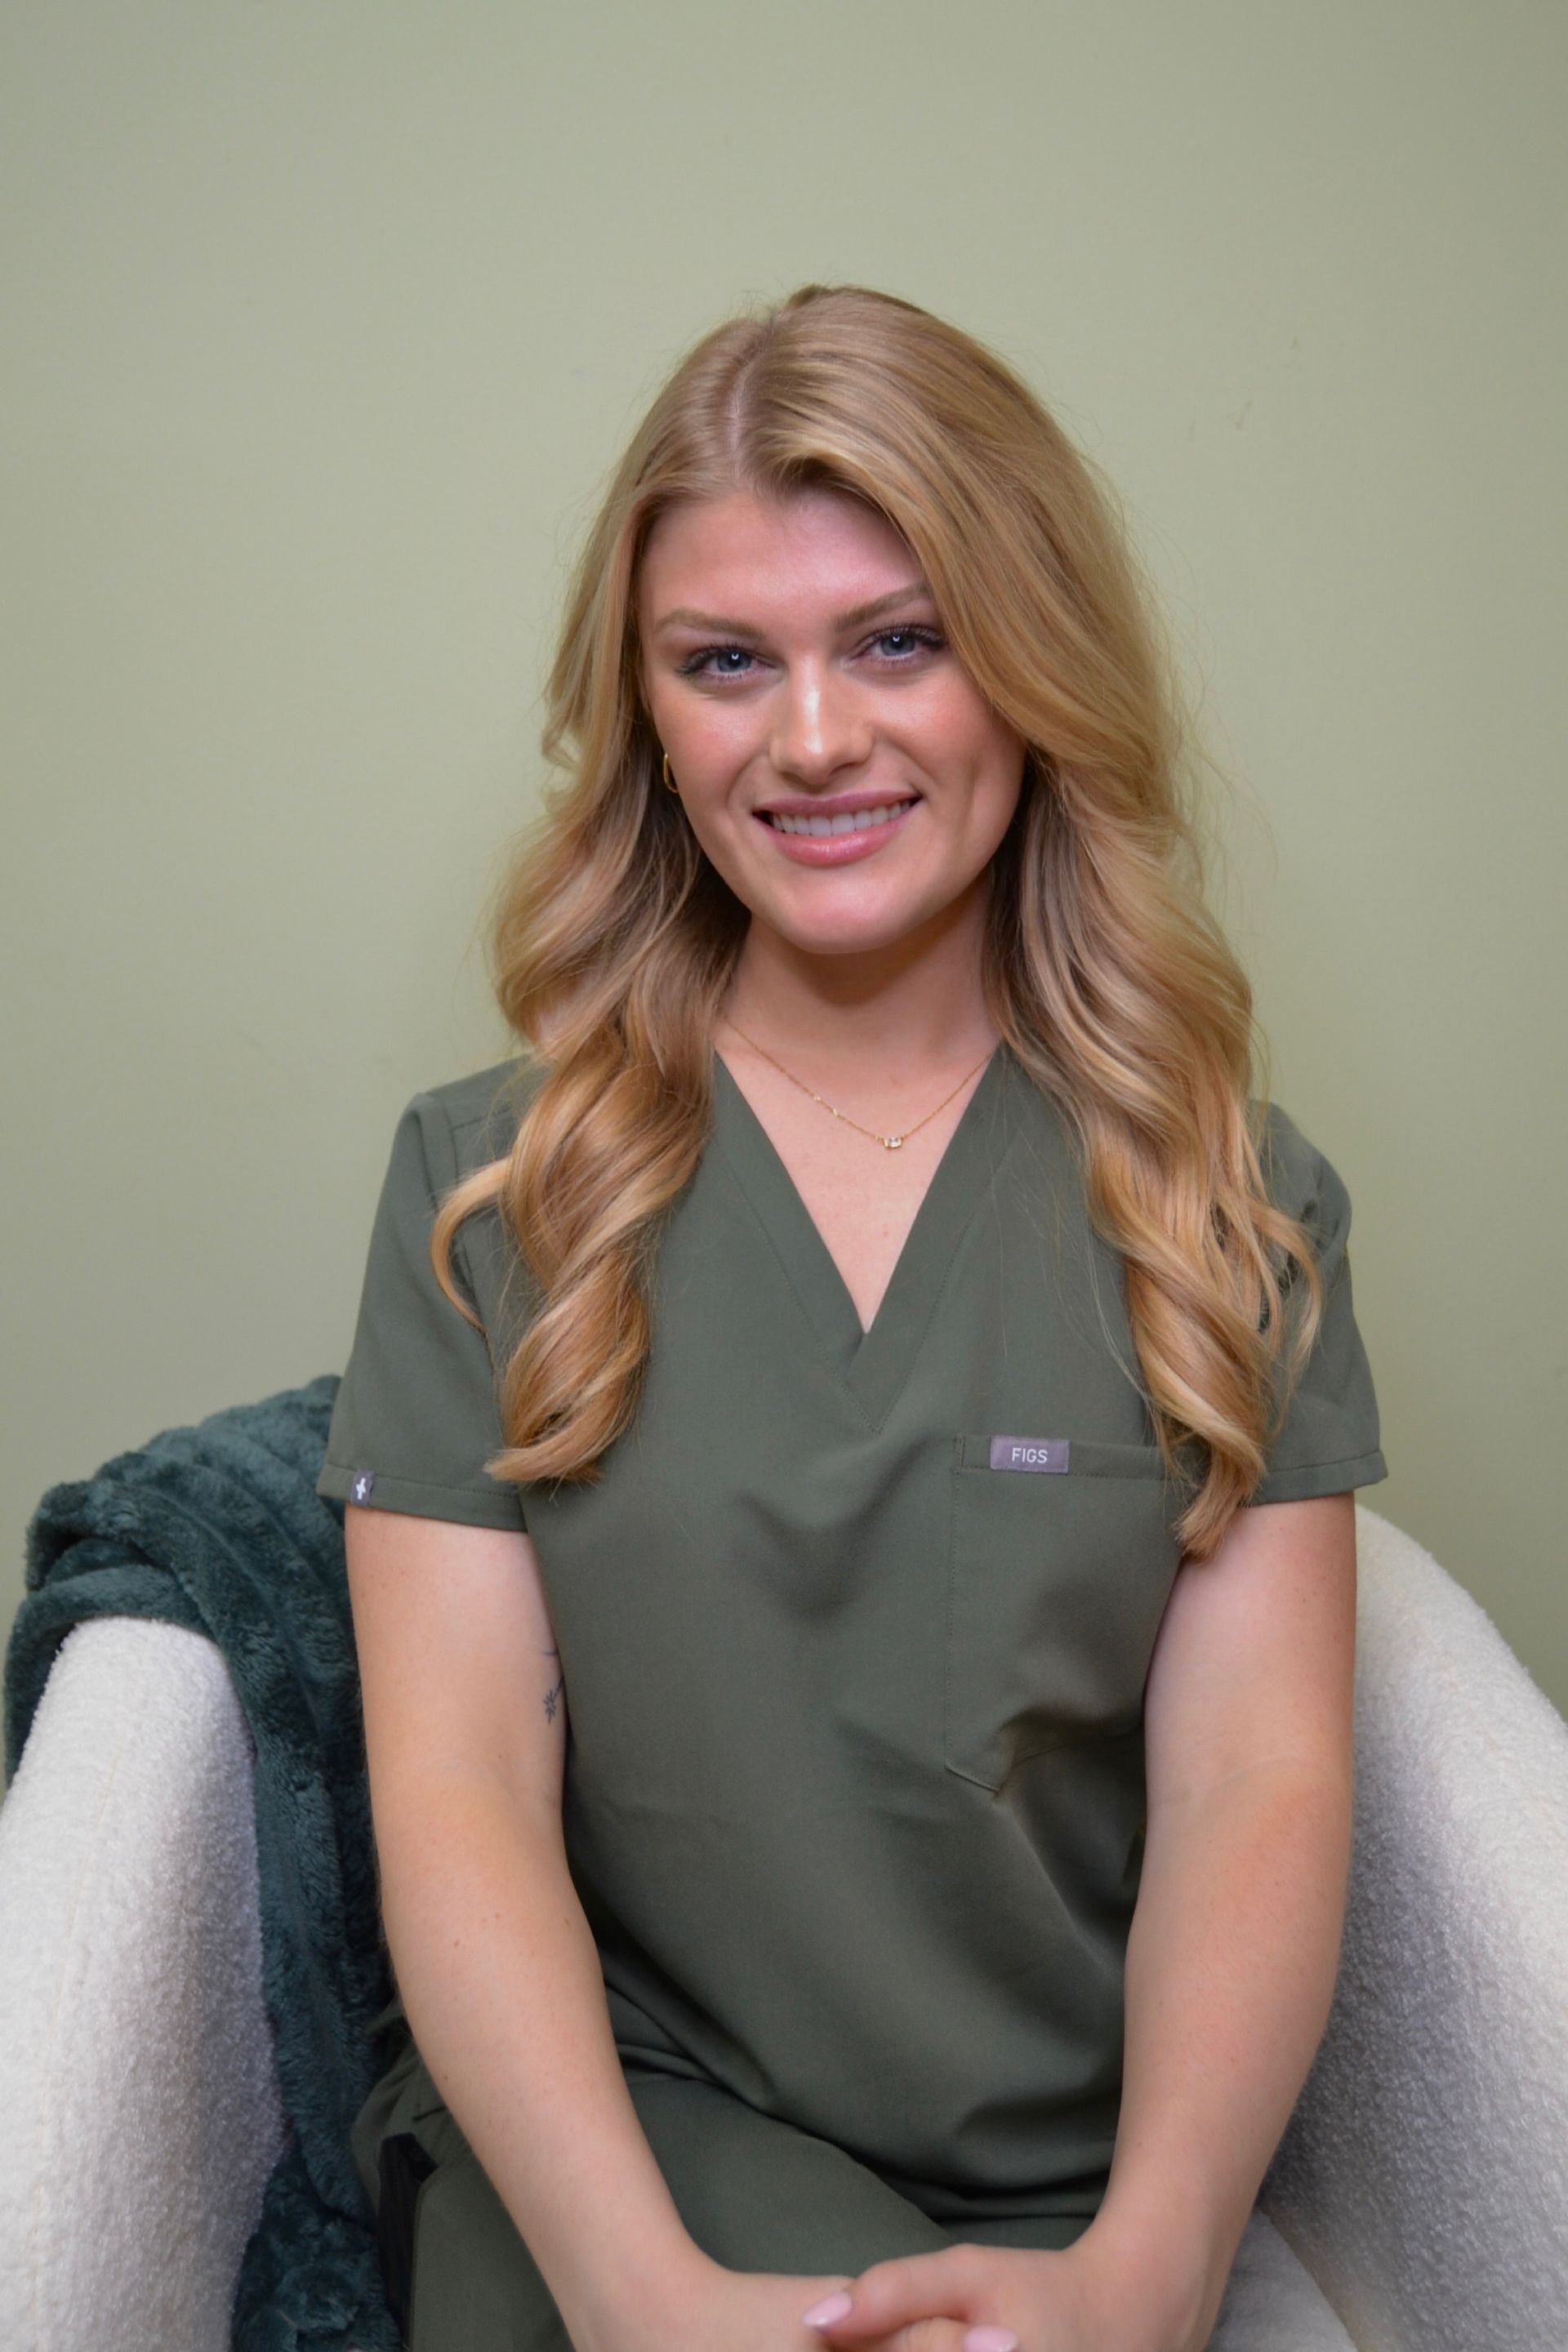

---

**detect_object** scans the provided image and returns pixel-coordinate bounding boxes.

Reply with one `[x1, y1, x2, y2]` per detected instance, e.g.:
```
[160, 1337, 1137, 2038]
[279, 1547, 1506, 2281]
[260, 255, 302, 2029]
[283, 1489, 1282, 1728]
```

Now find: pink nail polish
[802, 2291, 854, 2329]
[964, 2331, 1018, 2352]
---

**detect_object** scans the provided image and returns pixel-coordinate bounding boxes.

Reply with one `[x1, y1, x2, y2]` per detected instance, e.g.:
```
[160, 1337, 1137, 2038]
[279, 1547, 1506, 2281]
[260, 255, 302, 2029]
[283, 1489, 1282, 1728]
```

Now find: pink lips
[754, 801, 917, 866]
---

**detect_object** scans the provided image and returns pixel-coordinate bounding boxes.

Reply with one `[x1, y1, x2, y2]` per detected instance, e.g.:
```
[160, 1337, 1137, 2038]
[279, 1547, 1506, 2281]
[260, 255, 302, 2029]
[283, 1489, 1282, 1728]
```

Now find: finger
[801, 2300, 1019, 2352]
[801, 2246, 991, 2338]
[845, 2321, 1012, 2352]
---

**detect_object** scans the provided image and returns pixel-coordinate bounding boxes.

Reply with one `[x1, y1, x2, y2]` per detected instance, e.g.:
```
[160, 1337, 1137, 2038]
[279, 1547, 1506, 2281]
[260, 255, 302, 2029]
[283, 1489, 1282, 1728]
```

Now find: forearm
[380, 1779, 710, 2341]
[1088, 1761, 1354, 2345]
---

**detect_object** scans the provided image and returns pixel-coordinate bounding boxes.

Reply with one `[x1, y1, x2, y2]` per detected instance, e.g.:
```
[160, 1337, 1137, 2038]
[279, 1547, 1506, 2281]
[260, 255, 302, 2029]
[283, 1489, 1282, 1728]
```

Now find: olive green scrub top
[317, 1045, 1387, 2230]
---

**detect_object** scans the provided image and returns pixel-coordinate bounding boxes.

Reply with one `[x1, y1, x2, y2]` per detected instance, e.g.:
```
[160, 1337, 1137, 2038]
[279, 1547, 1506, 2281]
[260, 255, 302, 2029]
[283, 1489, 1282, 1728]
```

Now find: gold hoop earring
[661, 749, 679, 794]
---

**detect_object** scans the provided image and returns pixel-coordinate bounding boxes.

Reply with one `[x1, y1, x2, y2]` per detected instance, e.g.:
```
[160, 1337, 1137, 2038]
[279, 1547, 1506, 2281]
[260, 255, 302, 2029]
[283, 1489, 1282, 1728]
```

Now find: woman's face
[636, 486, 1028, 964]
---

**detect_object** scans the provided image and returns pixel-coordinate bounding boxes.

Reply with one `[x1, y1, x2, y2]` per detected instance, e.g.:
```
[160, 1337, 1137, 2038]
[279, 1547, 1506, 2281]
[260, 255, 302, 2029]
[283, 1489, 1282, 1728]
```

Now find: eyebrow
[651, 581, 935, 639]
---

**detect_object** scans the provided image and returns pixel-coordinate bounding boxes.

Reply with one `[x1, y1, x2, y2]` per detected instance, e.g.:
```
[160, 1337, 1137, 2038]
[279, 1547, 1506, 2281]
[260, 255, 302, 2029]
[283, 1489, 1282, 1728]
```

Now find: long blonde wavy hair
[430, 283, 1324, 1561]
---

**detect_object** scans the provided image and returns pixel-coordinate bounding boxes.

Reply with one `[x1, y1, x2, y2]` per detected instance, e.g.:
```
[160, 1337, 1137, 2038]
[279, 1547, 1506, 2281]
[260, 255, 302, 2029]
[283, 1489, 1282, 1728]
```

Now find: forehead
[636, 487, 921, 621]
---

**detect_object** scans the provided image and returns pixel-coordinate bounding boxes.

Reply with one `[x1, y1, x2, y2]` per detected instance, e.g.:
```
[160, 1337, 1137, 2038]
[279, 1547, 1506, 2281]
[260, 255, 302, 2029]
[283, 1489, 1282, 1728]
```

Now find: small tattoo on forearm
[541, 1644, 564, 1723]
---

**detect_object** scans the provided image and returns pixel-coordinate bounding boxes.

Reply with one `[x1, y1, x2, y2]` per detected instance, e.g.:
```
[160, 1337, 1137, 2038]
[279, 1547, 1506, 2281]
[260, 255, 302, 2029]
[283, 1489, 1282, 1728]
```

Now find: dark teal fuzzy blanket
[3, 1375, 401, 2352]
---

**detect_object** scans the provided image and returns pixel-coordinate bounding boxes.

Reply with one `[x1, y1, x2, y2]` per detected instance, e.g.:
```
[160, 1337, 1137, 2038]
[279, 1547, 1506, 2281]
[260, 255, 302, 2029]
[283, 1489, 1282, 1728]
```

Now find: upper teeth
[767, 800, 915, 837]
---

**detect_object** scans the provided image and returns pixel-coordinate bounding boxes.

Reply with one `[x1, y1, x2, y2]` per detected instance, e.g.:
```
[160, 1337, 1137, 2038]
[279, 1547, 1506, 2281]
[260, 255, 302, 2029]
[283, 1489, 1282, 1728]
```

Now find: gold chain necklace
[722, 1019, 996, 1152]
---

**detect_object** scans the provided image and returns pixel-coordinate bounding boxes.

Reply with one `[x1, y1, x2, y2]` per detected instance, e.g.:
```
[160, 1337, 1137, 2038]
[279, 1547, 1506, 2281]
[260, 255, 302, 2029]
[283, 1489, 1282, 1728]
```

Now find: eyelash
[676, 625, 946, 682]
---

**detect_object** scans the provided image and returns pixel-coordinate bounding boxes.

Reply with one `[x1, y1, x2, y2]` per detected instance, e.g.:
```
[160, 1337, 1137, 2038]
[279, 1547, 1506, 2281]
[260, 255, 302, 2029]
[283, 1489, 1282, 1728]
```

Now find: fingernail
[802, 2291, 854, 2328]
[964, 2331, 1018, 2352]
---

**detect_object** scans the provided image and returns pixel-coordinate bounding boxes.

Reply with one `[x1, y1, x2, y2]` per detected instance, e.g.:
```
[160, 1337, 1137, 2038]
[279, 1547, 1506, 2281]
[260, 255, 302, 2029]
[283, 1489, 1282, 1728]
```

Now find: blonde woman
[320, 284, 1385, 2352]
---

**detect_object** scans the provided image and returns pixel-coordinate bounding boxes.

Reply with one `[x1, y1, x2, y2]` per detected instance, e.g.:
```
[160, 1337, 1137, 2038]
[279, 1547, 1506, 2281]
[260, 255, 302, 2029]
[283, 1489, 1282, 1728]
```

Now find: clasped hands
[795, 2233, 1203, 2352]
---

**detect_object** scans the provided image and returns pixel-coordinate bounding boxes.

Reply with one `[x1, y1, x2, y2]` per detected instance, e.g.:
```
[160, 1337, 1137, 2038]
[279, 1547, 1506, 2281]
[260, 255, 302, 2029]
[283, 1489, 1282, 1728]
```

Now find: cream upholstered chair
[1, 1504, 1564, 2352]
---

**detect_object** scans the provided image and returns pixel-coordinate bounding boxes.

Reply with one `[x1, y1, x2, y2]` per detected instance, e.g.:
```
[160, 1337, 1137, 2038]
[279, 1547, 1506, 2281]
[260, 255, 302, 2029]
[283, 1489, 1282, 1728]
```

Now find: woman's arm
[1084, 1491, 1359, 2348]
[346, 1506, 711, 2346]
[791, 1492, 1361, 2352]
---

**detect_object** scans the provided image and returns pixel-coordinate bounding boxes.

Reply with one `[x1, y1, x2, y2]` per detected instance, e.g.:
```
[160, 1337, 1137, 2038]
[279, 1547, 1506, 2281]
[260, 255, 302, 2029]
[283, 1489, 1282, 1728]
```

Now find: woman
[319, 283, 1386, 2352]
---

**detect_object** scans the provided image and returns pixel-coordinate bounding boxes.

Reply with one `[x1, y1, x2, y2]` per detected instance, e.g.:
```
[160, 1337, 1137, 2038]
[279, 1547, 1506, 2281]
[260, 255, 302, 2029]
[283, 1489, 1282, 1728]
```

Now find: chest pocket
[943, 1436, 1186, 1792]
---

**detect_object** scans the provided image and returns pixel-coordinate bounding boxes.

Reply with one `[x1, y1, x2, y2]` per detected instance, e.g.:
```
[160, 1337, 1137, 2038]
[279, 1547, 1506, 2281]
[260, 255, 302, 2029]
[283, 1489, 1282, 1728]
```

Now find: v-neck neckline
[710, 1039, 1017, 1428]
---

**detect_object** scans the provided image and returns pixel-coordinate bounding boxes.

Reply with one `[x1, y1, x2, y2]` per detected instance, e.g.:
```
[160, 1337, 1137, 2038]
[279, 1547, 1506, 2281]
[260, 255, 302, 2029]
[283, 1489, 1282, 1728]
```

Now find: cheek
[658, 698, 759, 788]
[955, 739, 1028, 876]
[957, 709, 1027, 818]
[923, 677, 1022, 775]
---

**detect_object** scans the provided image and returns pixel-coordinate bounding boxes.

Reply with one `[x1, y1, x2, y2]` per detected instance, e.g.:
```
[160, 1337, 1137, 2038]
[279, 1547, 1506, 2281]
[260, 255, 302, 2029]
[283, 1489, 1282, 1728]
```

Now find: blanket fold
[4, 1374, 401, 2352]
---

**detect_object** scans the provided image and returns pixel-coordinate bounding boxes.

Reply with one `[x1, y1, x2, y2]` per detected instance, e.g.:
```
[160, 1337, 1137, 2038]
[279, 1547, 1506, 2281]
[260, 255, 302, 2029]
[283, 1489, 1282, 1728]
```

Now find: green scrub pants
[352, 2030, 1088, 2352]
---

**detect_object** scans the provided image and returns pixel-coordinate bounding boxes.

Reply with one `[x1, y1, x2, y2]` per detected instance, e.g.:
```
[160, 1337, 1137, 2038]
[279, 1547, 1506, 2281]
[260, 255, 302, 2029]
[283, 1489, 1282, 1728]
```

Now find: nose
[767, 656, 875, 786]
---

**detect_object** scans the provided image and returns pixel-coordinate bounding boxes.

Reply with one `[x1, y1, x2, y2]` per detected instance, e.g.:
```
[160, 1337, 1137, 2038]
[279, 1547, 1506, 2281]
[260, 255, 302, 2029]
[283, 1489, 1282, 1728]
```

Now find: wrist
[559, 2230, 720, 2351]
[1067, 2210, 1215, 2352]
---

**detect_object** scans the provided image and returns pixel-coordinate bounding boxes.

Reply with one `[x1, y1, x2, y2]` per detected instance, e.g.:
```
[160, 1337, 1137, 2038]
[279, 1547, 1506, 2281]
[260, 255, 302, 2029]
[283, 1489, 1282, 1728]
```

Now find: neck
[717, 880, 998, 1085]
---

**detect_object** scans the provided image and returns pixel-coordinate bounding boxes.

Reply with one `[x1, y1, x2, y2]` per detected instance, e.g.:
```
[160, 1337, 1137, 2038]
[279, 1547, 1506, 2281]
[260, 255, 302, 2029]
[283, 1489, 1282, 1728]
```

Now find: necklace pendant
[883, 1134, 905, 1150]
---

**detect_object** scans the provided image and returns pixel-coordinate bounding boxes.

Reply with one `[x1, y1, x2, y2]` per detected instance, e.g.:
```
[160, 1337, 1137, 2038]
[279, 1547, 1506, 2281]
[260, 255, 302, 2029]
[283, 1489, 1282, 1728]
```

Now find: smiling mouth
[760, 798, 917, 838]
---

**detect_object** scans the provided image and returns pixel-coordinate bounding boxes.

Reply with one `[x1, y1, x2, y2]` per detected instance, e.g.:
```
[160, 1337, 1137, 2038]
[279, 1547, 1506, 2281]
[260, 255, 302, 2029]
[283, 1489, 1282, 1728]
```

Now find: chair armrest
[1262, 1505, 1568, 2352]
[0, 1615, 287, 2352]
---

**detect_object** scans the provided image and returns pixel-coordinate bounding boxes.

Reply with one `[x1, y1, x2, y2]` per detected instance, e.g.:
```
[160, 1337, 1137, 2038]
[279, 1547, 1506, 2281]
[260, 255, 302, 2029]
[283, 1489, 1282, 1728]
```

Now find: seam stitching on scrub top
[1259, 1448, 1385, 1477]
[867, 1050, 1022, 1431]
[318, 1463, 525, 1528]
[942, 1441, 961, 1779]
[709, 1149, 880, 1435]
[322, 1461, 521, 1500]
[865, 1124, 1027, 1436]
[1251, 1449, 1388, 1499]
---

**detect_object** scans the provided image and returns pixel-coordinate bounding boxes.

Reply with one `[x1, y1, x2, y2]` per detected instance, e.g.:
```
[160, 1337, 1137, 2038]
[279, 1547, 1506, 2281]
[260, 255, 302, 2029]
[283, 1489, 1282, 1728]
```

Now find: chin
[768, 902, 938, 958]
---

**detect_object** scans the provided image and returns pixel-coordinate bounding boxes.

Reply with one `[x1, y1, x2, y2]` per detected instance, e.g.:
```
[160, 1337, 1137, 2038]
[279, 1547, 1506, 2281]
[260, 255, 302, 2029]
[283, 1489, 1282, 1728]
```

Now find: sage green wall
[5, 0, 1565, 1778]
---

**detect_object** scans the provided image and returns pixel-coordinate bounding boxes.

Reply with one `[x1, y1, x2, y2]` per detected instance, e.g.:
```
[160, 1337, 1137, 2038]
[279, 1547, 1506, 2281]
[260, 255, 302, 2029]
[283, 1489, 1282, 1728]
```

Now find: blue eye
[677, 644, 758, 679]
[677, 626, 944, 681]
[871, 626, 944, 661]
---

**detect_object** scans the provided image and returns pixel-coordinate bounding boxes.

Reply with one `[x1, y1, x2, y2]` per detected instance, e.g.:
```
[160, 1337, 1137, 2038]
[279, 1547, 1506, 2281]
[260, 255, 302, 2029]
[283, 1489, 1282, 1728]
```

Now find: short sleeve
[1247, 1104, 1388, 1506]
[315, 1091, 528, 1531]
